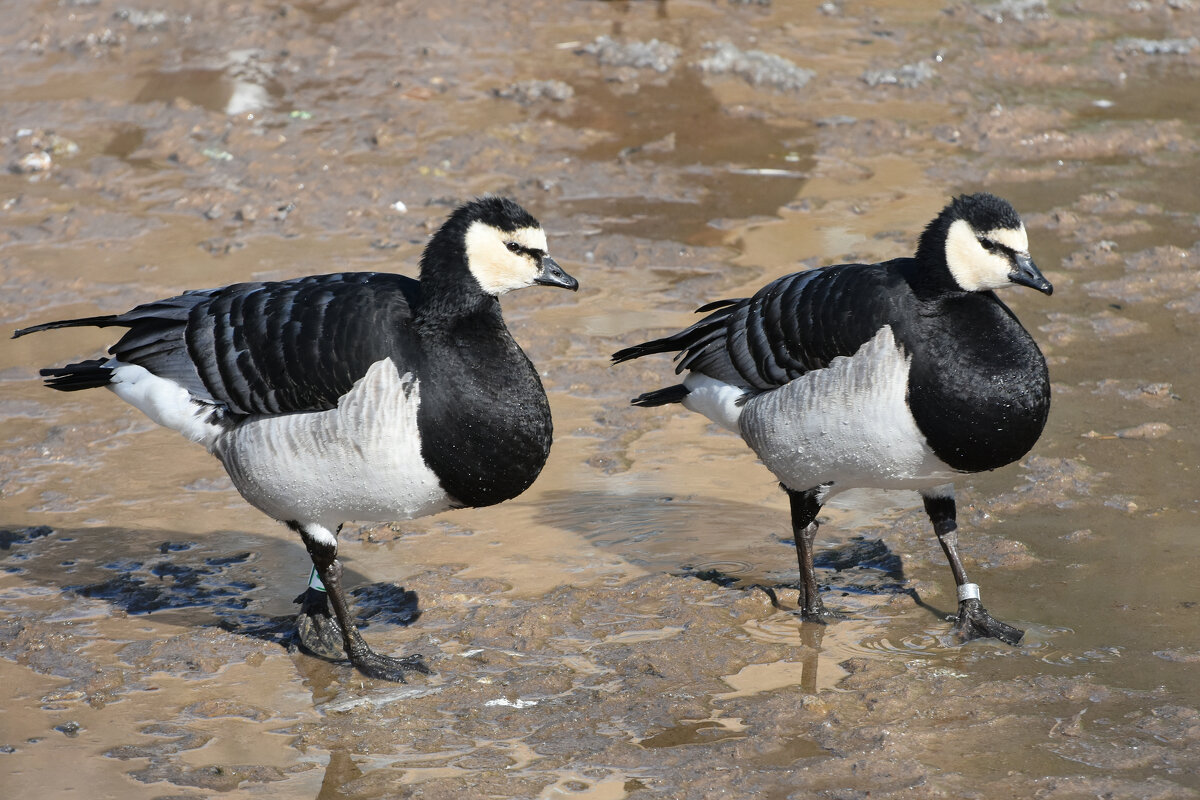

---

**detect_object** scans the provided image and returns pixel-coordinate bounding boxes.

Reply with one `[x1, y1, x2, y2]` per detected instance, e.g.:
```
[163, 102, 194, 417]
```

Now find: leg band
[957, 582, 981, 602]
[309, 567, 327, 592]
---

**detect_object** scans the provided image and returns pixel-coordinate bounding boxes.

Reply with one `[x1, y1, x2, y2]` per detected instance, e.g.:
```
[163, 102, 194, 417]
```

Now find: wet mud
[3, 0, 1200, 798]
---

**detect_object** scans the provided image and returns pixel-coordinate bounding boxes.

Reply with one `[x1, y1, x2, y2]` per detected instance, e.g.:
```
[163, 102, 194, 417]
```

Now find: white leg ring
[957, 582, 981, 602]
[309, 567, 327, 592]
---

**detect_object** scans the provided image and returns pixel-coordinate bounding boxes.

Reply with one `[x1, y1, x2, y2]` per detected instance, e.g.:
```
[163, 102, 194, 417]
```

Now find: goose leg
[786, 486, 834, 620]
[292, 522, 430, 681]
[920, 489, 1023, 645]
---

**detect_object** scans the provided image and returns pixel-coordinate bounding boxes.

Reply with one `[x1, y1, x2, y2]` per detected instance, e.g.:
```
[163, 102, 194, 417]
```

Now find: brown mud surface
[3, 0, 1200, 798]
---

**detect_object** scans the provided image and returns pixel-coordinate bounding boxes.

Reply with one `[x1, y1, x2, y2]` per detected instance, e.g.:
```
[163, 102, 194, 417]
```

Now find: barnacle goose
[613, 193, 1052, 645]
[14, 196, 579, 681]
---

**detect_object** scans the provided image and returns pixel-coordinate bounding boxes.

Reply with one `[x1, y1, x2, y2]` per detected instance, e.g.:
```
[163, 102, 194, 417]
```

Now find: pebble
[494, 80, 575, 104]
[863, 61, 935, 88]
[580, 36, 681, 73]
[1118, 37, 1199, 55]
[15, 151, 52, 173]
[696, 39, 814, 91]
[53, 721, 82, 738]
[1114, 422, 1172, 440]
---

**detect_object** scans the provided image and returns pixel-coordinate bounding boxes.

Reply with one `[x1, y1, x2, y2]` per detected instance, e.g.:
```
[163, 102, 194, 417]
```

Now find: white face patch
[986, 224, 1028, 254]
[944, 218, 1028, 292]
[464, 221, 548, 295]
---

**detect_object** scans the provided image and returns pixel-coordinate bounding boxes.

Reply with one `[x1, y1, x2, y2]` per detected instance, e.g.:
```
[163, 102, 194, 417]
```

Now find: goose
[14, 196, 579, 680]
[612, 193, 1052, 644]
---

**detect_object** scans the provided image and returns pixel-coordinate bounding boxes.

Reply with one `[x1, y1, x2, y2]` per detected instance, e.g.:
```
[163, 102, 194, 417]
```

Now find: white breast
[738, 325, 958, 496]
[215, 358, 453, 528]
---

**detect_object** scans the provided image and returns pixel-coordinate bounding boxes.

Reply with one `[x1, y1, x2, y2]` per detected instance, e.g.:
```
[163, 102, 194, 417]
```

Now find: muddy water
[3, 0, 1200, 798]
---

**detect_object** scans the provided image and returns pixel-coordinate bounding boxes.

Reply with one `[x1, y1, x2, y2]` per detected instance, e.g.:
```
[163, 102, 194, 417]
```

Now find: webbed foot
[794, 580, 846, 623]
[293, 588, 345, 660]
[349, 649, 432, 682]
[798, 599, 845, 624]
[953, 597, 1024, 645]
[750, 583, 843, 622]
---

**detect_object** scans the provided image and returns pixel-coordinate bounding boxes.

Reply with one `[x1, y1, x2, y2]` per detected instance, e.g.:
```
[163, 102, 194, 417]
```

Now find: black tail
[12, 314, 123, 339]
[14, 316, 122, 392]
[39, 360, 114, 391]
[631, 384, 690, 407]
[614, 299, 744, 408]
[611, 299, 743, 366]
[613, 338, 690, 406]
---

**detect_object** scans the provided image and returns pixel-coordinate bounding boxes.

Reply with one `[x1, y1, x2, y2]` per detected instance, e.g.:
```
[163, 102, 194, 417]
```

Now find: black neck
[906, 209, 963, 299]
[414, 221, 492, 324]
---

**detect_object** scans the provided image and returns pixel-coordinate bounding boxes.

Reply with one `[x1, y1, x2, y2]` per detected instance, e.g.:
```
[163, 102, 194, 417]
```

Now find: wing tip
[631, 384, 690, 407]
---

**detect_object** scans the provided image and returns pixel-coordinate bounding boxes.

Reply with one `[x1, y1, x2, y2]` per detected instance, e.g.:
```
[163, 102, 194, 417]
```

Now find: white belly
[738, 326, 958, 495]
[215, 359, 453, 528]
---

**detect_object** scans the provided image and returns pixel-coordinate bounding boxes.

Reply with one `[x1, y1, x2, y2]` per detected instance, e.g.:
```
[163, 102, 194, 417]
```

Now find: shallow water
[2, 0, 1199, 798]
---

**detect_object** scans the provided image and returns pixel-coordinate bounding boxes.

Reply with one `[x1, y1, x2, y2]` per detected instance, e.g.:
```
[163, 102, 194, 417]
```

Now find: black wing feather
[181, 273, 421, 415]
[613, 263, 897, 394]
[17, 273, 423, 416]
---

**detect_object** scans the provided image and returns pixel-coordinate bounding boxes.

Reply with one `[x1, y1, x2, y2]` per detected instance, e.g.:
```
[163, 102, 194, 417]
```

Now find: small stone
[14, 151, 52, 173]
[696, 40, 814, 91]
[1114, 422, 1172, 439]
[114, 8, 170, 30]
[580, 36, 680, 73]
[1118, 37, 1199, 55]
[978, 0, 1049, 23]
[54, 721, 82, 738]
[46, 135, 79, 157]
[863, 62, 935, 88]
[494, 80, 575, 104]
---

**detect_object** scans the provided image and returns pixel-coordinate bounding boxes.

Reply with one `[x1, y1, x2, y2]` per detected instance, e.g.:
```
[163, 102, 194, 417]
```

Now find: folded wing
[613, 263, 896, 394]
[17, 272, 423, 416]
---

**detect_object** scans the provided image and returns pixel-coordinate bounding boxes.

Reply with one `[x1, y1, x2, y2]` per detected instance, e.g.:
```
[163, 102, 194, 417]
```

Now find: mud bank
[3, 0, 1199, 798]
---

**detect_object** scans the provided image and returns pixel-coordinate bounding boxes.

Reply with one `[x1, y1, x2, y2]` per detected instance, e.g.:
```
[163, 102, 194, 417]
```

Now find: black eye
[979, 238, 999, 253]
[505, 241, 522, 253]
